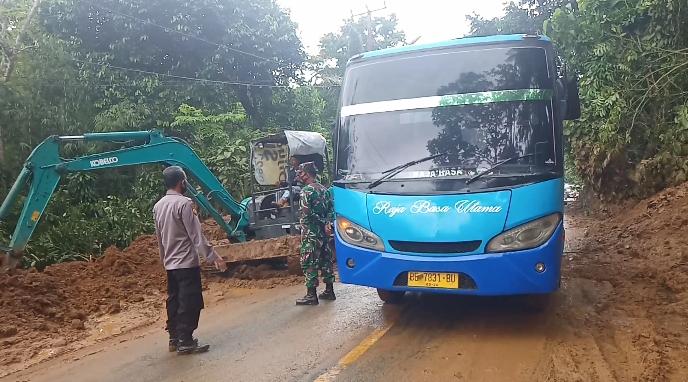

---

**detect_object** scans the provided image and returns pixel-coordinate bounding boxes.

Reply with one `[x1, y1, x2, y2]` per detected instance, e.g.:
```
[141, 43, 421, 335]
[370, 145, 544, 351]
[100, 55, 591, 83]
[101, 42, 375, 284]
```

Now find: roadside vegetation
[470, 0, 688, 198]
[1, 0, 686, 266]
[0, 0, 407, 267]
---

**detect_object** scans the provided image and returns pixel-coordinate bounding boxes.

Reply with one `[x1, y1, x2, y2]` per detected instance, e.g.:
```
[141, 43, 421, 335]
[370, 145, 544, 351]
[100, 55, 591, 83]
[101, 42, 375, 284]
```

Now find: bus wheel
[377, 289, 405, 304]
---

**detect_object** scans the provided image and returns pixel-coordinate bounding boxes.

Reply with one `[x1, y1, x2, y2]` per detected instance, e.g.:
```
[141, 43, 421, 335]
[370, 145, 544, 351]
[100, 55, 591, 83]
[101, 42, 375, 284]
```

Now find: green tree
[313, 14, 406, 84]
[170, 103, 260, 198]
[549, 0, 688, 198]
[467, 0, 575, 36]
[0, 0, 42, 82]
[309, 14, 407, 135]
[42, 0, 305, 125]
[0, 0, 319, 268]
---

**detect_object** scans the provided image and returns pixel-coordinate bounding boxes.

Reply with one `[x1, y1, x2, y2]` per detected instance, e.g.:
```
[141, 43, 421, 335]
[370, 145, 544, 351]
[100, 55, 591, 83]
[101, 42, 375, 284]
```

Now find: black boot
[296, 287, 319, 305]
[318, 283, 336, 301]
[171, 338, 198, 352]
[177, 338, 209, 355]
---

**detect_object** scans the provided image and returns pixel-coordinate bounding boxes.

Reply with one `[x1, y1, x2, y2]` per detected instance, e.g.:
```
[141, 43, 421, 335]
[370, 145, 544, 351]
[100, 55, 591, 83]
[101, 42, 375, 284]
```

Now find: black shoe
[171, 338, 198, 352]
[177, 339, 209, 355]
[296, 287, 319, 305]
[318, 283, 336, 301]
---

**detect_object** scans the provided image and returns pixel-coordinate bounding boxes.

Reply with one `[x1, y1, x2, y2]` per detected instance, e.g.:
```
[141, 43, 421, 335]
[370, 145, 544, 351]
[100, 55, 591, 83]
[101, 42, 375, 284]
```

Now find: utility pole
[351, 2, 387, 52]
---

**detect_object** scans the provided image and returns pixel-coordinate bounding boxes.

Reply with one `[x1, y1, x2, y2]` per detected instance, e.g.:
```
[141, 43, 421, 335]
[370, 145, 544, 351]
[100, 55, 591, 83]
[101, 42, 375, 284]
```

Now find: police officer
[295, 162, 336, 305]
[153, 166, 227, 354]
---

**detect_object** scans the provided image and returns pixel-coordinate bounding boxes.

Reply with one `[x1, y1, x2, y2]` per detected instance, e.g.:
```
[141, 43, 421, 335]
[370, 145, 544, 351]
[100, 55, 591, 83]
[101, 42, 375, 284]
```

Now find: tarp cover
[284, 130, 327, 156]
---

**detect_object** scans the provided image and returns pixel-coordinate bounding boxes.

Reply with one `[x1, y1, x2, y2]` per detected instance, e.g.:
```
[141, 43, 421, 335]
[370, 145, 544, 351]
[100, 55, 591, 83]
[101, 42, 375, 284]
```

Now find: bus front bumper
[335, 224, 564, 296]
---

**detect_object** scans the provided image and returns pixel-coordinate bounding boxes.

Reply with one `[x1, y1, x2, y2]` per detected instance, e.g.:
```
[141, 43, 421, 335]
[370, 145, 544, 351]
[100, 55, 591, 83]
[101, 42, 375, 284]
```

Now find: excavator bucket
[217, 236, 301, 263]
[202, 236, 302, 273]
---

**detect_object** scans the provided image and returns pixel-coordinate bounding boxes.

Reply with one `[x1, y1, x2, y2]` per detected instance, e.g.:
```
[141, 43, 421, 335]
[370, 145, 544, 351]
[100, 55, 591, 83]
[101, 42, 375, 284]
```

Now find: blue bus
[332, 34, 580, 303]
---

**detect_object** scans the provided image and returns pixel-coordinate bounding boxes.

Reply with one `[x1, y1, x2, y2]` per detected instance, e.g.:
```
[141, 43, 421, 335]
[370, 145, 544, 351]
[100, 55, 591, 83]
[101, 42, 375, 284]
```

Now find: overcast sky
[276, 0, 508, 55]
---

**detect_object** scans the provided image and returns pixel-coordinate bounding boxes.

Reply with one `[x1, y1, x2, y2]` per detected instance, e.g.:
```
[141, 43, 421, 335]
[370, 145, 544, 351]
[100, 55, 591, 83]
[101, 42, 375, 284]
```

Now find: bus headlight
[336, 217, 385, 251]
[486, 213, 561, 253]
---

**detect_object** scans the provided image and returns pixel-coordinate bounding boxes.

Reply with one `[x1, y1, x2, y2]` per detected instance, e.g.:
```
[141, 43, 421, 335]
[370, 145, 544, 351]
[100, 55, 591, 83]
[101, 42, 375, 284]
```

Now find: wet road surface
[6, 285, 399, 382]
[6, 284, 584, 382]
[335, 293, 560, 382]
[7, 218, 620, 382]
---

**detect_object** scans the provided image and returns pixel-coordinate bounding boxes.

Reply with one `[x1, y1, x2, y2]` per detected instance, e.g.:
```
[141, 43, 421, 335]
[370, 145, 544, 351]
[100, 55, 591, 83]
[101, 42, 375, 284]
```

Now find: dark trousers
[166, 267, 204, 345]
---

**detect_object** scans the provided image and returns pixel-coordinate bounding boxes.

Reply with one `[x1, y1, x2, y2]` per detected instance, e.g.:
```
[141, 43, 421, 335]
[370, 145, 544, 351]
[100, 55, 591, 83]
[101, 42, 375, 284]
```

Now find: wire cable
[70, 57, 296, 87]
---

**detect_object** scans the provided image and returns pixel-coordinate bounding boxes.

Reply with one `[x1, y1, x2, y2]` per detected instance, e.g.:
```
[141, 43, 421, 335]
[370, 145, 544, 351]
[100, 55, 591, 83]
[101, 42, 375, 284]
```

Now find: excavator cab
[246, 130, 327, 240]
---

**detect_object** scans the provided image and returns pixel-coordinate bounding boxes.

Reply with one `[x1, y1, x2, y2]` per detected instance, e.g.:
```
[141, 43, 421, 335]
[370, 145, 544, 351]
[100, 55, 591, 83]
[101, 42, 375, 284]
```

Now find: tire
[377, 289, 405, 304]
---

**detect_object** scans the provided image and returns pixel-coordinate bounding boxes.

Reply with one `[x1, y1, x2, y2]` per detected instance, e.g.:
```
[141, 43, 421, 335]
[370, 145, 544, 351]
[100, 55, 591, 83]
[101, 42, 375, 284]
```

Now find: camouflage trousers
[300, 234, 335, 288]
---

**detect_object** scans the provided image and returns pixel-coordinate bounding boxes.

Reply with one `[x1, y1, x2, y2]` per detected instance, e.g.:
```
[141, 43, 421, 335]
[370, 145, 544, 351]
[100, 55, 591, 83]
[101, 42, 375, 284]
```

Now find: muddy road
[5, 285, 394, 382]
[4, 203, 688, 381]
[5, 283, 579, 382]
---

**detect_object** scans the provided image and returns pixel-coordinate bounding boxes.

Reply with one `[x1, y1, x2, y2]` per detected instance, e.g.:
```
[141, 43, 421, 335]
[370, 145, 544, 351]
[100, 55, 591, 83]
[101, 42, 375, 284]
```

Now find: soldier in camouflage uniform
[295, 162, 335, 306]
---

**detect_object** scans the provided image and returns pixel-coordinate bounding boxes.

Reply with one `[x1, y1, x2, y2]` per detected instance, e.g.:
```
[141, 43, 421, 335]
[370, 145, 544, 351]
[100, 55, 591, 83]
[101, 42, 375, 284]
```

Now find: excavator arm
[0, 130, 249, 268]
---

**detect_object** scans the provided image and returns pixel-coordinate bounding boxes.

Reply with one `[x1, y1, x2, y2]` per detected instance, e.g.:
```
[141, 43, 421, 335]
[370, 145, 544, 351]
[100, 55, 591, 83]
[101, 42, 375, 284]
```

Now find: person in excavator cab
[153, 166, 227, 355]
[295, 162, 336, 305]
[275, 155, 302, 209]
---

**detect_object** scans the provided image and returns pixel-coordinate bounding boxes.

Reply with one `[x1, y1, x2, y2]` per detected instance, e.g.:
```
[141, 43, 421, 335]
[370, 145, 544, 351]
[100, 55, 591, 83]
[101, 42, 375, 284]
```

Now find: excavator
[0, 129, 327, 270]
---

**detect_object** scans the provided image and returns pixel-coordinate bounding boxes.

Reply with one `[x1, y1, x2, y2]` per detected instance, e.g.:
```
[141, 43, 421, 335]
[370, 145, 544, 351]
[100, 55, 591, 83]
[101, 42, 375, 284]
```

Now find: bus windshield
[336, 45, 558, 183]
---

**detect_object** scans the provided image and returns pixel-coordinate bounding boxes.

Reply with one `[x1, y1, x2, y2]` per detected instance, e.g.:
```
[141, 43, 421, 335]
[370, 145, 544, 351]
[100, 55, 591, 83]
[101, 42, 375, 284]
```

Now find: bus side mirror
[565, 78, 581, 120]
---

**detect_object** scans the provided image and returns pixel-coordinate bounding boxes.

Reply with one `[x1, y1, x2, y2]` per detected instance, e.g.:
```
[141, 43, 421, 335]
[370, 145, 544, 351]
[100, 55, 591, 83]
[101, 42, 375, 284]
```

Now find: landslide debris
[0, 235, 165, 368]
[569, 182, 688, 380]
[0, 226, 302, 374]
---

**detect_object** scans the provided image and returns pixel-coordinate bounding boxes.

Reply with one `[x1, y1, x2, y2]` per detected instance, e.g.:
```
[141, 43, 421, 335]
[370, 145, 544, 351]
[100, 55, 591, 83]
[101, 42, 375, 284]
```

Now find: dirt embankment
[0, 235, 165, 371]
[0, 225, 302, 376]
[559, 184, 688, 381]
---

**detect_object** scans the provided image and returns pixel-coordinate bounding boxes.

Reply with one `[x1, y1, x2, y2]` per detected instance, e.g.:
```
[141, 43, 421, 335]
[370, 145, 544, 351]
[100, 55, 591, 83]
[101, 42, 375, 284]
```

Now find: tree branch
[3, 0, 42, 82]
[15, 43, 38, 54]
[0, 40, 10, 60]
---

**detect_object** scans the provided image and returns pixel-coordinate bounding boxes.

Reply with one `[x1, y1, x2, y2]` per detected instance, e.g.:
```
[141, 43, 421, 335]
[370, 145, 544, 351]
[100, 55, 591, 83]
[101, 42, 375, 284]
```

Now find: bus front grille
[388, 240, 482, 254]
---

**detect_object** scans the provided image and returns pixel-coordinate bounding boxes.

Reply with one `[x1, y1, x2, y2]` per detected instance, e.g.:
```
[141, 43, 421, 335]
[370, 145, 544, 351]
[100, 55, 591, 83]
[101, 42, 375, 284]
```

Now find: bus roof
[351, 34, 551, 63]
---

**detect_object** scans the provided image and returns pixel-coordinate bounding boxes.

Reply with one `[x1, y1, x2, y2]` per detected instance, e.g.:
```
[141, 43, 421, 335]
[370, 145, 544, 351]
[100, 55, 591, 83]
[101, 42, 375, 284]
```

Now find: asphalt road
[6, 284, 401, 382]
[7, 219, 612, 382]
[5, 284, 580, 382]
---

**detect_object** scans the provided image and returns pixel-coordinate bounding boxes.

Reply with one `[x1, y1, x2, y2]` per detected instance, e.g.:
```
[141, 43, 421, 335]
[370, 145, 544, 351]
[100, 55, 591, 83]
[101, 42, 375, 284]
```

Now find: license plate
[407, 272, 459, 289]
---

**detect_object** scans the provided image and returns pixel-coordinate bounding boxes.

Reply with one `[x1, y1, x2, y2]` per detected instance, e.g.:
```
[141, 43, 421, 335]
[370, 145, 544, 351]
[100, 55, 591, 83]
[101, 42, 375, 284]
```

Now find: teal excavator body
[0, 130, 250, 268]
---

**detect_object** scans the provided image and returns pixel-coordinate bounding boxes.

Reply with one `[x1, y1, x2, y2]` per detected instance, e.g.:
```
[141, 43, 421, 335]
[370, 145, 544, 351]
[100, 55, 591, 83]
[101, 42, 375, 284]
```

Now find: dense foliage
[312, 14, 406, 83]
[550, 0, 688, 198]
[9, 0, 683, 266]
[469, 0, 688, 198]
[0, 0, 405, 267]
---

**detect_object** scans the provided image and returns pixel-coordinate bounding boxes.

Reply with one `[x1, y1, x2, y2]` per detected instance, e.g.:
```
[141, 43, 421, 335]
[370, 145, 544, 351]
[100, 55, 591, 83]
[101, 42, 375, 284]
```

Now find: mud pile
[213, 235, 301, 263]
[0, 227, 302, 370]
[570, 182, 688, 379]
[202, 218, 231, 241]
[208, 235, 304, 289]
[0, 235, 165, 366]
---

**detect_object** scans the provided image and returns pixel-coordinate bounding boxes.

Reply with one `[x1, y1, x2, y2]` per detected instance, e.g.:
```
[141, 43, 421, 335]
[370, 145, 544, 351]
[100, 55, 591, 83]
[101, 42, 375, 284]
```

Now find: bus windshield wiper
[465, 153, 536, 185]
[368, 152, 450, 190]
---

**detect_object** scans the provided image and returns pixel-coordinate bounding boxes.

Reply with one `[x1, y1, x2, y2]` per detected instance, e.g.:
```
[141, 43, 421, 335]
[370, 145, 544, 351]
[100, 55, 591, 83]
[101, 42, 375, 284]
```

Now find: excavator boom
[0, 130, 251, 268]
